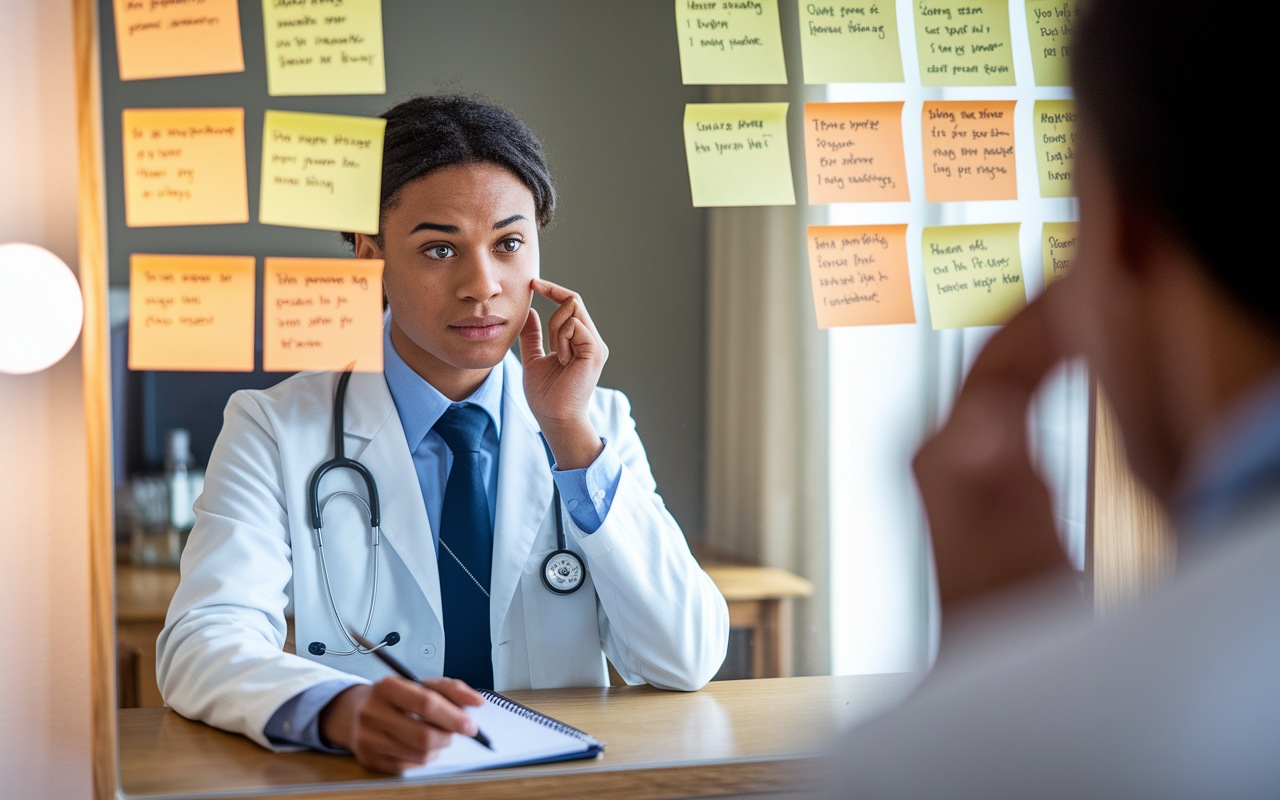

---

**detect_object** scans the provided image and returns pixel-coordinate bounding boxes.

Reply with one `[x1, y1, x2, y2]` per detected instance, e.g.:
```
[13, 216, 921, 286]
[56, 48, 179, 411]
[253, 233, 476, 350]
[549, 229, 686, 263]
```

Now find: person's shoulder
[225, 371, 336, 421]
[587, 385, 632, 421]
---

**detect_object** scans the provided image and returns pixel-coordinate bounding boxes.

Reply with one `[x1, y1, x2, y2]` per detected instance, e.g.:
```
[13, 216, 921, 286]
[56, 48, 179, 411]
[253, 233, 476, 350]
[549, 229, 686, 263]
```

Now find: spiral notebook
[402, 691, 605, 777]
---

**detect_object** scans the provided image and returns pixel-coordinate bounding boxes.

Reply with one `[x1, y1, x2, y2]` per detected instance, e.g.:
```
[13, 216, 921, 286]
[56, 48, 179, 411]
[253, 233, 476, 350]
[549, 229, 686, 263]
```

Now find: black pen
[348, 629, 493, 750]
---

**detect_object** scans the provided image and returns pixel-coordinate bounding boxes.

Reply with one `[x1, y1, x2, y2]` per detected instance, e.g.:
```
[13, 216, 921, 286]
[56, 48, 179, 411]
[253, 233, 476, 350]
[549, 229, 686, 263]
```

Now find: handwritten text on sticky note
[129, 254, 255, 371]
[922, 223, 1025, 329]
[808, 225, 915, 328]
[798, 2, 904, 83]
[1025, 0, 1078, 86]
[913, 0, 1015, 86]
[683, 103, 796, 207]
[1033, 100, 1075, 198]
[675, 0, 787, 85]
[805, 102, 909, 204]
[261, 0, 386, 96]
[922, 101, 1017, 202]
[259, 111, 386, 234]
[1042, 221, 1077, 286]
[112, 0, 244, 81]
[122, 108, 249, 228]
[263, 258, 384, 372]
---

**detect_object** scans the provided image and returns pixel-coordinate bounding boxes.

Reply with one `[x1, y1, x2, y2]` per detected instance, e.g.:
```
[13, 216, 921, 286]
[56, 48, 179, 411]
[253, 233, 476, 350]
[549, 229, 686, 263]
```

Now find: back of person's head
[1073, 1, 1268, 328]
[340, 94, 556, 248]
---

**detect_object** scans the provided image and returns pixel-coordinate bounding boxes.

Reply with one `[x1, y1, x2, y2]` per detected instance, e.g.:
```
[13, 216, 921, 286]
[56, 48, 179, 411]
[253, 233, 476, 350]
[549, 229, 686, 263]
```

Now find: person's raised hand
[318, 677, 483, 774]
[913, 282, 1078, 613]
[519, 278, 609, 470]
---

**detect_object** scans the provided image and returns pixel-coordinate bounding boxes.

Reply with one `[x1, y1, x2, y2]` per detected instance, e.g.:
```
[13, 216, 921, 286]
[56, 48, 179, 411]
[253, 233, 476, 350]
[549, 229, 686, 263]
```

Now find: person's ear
[353, 233, 383, 261]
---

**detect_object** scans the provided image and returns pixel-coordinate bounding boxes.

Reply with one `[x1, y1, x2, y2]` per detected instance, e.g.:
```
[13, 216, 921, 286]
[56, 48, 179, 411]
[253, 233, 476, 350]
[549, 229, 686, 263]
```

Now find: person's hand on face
[913, 280, 1078, 614]
[518, 279, 610, 469]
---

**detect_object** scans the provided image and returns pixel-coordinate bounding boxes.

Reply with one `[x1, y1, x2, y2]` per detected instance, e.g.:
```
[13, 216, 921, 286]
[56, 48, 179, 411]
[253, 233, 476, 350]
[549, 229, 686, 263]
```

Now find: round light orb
[0, 243, 84, 375]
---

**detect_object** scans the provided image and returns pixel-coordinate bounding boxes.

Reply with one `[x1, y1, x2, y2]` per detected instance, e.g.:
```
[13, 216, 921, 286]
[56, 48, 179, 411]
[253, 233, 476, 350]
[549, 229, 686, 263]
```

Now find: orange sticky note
[807, 225, 915, 328]
[129, 254, 256, 371]
[122, 108, 249, 228]
[263, 258, 384, 373]
[922, 101, 1017, 202]
[804, 103, 910, 205]
[112, 0, 245, 81]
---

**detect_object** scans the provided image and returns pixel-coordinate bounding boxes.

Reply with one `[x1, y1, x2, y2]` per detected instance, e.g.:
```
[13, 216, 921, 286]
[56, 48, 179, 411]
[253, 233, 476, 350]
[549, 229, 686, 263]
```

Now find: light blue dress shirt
[266, 322, 623, 751]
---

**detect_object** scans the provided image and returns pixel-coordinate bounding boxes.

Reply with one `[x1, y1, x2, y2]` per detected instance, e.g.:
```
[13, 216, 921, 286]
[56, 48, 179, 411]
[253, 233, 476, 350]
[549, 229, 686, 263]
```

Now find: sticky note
[129, 254, 255, 371]
[112, 0, 244, 81]
[675, 0, 787, 85]
[798, 2, 904, 83]
[922, 101, 1017, 202]
[262, 258, 384, 372]
[804, 103, 909, 204]
[683, 103, 796, 207]
[922, 223, 1025, 329]
[1025, 0, 1079, 86]
[262, 0, 386, 96]
[1042, 222, 1077, 286]
[807, 225, 915, 328]
[259, 111, 386, 234]
[122, 108, 249, 228]
[913, 0, 1015, 86]
[1033, 100, 1075, 198]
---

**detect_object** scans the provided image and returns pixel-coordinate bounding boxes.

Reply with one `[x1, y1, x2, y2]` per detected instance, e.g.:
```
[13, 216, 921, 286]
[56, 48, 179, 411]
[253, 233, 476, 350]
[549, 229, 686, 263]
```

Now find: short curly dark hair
[340, 94, 556, 247]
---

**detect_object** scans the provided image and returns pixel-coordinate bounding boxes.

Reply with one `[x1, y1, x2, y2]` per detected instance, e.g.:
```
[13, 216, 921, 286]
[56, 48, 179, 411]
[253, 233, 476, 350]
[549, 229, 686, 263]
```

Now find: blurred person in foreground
[825, 1, 1277, 797]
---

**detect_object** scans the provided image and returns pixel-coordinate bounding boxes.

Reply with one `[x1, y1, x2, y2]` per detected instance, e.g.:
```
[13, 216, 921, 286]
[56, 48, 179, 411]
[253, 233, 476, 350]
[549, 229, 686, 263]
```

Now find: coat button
[421, 644, 436, 658]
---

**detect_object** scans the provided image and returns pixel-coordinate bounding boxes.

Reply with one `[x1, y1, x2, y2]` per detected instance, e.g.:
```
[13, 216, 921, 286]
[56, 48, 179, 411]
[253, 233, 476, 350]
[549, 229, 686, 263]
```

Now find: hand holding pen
[317, 630, 491, 774]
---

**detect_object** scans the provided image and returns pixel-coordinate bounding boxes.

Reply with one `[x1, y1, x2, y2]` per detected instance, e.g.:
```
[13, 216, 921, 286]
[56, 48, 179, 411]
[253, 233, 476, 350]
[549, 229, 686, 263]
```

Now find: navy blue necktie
[433, 404, 494, 689]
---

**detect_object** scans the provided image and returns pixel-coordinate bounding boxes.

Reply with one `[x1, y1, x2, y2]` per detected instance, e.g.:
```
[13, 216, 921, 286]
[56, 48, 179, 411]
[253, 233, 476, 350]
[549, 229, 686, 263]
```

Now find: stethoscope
[305, 368, 586, 658]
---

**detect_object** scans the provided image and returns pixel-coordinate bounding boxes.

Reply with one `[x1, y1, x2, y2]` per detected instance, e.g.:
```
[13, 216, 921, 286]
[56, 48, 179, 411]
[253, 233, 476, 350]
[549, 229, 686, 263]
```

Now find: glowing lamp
[0, 243, 84, 374]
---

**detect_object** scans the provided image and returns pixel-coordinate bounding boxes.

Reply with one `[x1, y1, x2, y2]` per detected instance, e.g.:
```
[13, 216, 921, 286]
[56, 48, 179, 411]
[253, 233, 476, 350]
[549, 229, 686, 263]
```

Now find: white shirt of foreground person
[157, 349, 729, 750]
[822, 382, 1280, 799]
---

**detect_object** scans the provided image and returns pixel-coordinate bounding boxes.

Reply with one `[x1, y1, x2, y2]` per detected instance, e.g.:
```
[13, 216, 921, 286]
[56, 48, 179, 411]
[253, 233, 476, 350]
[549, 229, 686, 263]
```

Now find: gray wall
[100, 0, 709, 536]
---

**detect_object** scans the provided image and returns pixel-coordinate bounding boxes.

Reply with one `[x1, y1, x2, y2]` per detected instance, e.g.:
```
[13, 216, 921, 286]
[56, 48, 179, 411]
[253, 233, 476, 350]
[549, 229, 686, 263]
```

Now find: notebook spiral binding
[481, 690, 602, 744]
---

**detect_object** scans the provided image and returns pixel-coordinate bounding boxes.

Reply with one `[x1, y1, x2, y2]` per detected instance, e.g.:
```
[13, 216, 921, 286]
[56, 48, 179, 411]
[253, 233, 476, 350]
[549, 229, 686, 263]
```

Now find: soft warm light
[0, 243, 84, 374]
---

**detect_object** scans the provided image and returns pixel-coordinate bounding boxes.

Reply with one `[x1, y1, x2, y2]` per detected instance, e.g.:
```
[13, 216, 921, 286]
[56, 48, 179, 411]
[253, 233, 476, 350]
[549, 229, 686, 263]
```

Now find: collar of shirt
[1174, 370, 1280, 554]
[381, 320, 503, 451]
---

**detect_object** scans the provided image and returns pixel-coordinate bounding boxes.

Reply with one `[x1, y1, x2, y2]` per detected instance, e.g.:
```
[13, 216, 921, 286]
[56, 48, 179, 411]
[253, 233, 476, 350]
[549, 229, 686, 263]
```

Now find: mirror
[80, 1, 1091, 797]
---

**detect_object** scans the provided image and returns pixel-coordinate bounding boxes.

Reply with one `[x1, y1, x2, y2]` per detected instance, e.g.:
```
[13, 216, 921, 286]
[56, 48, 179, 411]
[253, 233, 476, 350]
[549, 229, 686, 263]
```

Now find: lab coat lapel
[342, 371, 443, 626]
[491, 353, 551, 639]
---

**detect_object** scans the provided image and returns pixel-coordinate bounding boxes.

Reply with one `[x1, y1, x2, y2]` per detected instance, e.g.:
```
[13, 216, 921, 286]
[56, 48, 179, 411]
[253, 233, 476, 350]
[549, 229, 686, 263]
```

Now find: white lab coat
[157, 351, 729, 749]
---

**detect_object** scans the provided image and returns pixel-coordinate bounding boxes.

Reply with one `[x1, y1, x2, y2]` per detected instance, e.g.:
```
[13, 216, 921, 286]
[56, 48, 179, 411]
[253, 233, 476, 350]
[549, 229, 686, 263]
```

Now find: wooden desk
[118, 674, 914, 800]
[703, 567, 814, 679]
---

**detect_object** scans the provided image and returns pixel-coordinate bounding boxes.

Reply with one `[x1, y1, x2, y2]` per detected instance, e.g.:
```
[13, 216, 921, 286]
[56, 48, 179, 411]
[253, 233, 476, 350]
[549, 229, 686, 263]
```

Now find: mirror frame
[72, 0, 1169, 794]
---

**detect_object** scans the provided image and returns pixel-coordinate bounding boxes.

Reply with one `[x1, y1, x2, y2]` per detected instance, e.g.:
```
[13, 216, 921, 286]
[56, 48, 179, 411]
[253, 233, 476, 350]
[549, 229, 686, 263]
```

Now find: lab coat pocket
[521, 548, 607, 689]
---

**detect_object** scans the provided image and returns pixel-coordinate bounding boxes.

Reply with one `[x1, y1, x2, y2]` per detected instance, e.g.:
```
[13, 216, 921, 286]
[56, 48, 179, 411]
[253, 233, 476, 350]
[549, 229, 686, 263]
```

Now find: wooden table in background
[119, 674, 914, 800]
[702, 566, 814, 679]
[116, 564, 181, 709]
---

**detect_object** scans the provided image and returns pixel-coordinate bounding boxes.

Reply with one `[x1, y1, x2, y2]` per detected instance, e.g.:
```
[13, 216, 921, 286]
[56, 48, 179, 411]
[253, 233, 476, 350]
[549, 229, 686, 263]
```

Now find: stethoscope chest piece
[541, 549, 585, 595]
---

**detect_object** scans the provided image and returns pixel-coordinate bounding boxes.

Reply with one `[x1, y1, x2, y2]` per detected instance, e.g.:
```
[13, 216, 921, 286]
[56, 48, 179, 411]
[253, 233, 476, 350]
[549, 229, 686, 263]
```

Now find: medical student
[157, 95, 729, 773]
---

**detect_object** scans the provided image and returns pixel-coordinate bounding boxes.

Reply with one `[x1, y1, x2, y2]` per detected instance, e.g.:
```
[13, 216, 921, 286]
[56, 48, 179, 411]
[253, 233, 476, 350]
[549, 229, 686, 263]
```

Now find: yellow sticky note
[259, 111, 386, 234]
[807, 225, 915, 328]
[1033, 100, 1076, 198]
[122, 108, 249, 228]
[922, 224, 1025, 329]
[1042, 222, 1077, 286]
[804, 103, 909, 204]
[922, 101, 1017, 202]
[129, 254, 256, 371]
[112, 0, 244, 81]
[1025, 0, 1079, 86]
[262, 0, 386, 96]
[799, 2, 904, 83]
[262, 258, 384, 372]
[675, 0, 787, 85]
[913, 0, 1015, 86]
[683, 103, 796, 207]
